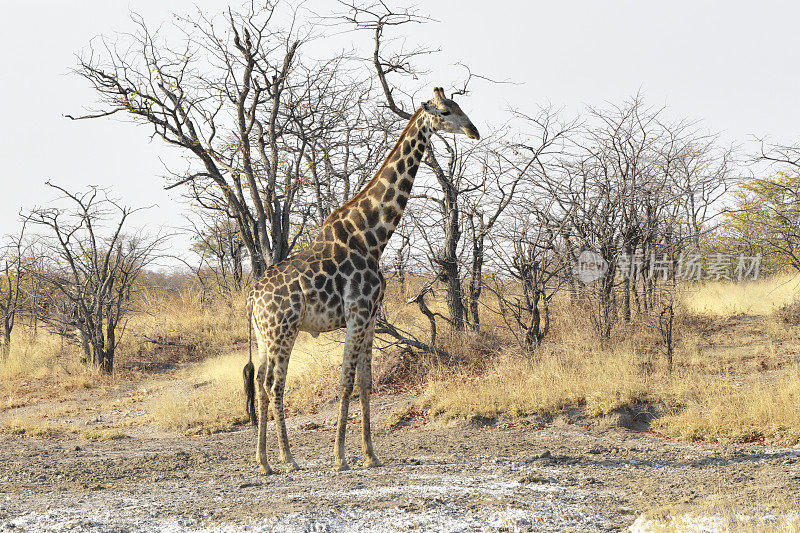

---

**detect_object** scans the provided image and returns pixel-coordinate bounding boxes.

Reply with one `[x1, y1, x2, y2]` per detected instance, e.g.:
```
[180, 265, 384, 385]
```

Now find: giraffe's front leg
[335, 356, 357, 471]
[335, 319, 363, 471]
[358, 325, 382, 468]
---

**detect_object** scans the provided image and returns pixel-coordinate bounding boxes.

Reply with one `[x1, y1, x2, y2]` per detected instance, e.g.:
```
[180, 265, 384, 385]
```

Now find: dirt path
[1, 393, 799, 532]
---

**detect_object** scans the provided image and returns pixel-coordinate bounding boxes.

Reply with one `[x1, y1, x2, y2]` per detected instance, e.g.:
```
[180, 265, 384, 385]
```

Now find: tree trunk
[442, 257, 464, 331]
[622, 243, 633, 322]
[1, 332, 9, 360]
[101, 348, 114, 374]
[1, 320, 10, 359]
[527, 293, 541, 350]
[441, 190, 464, 330]
[467, 231, 485, 333]
[232, 243, 243, 290]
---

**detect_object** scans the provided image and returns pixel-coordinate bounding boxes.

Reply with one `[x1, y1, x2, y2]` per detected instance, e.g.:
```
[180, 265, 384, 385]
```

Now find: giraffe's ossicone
[244, 87, 480, 473]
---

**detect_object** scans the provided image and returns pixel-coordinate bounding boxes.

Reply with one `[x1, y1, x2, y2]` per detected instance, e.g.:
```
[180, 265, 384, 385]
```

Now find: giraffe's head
[421, 87, 480, 140]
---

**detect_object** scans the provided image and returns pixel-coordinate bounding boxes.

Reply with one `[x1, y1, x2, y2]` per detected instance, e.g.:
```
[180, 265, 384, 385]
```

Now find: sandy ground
[1, 392, 799, 532]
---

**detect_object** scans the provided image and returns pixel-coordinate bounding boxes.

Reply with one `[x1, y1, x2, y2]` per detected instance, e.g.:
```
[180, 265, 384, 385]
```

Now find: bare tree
[72, 3, 390, 277]
[25, 183, 163, 373]
[461, 110, 570, 333]
[0, 224, 29, 359]
[518, 96, 734, 338]
[488, 208, 569, 351]
[739, 139, 800, 272]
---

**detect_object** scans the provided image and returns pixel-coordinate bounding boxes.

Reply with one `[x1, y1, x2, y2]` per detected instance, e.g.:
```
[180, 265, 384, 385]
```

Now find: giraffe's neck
[318, 109, 432, 259]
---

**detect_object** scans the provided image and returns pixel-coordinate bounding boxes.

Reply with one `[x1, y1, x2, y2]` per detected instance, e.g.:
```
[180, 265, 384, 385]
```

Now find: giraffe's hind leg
[357, 319, 382, 468]
[255, 346, 274, 475]
[270, 327, 300, 472]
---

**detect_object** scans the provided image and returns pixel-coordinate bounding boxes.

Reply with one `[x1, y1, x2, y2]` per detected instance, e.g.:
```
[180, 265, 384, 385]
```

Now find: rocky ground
[1, 392, 799, 532]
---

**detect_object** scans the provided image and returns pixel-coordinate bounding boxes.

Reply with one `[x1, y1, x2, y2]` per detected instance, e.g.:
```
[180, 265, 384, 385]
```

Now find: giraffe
[244, 87, 480, 473]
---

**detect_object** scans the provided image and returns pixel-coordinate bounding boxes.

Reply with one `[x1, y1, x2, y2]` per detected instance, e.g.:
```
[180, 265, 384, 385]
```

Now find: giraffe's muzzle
[463, 124, 480, 140]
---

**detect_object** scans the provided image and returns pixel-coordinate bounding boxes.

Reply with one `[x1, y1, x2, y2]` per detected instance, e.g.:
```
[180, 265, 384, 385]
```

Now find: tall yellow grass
[0, 328, 98, 408]
[682, 273, 800, 316]
[0, 328, 65, 382]
[654, 364, 800, 443]
[421, 343, 654, 421]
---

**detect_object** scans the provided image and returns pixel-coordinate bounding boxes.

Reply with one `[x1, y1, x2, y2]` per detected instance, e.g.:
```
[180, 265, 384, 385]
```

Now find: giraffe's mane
[330, 107, 424, 217]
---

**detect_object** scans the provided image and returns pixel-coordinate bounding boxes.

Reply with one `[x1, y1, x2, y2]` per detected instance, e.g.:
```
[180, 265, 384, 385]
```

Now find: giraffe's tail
[243, 297, 256, 426]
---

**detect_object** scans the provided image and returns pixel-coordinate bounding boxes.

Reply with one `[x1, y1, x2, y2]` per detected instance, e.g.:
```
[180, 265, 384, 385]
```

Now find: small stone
[517, 473, 548, 484]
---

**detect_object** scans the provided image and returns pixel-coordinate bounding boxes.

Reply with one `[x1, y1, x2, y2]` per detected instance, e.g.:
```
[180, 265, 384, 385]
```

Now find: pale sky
[2, 1, 799, 256]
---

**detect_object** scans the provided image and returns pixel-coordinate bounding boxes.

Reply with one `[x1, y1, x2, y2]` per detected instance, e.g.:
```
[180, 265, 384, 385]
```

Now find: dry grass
[0, 328, 102, 409]
[0, 414, 79, 438]
[126, 275, 800, 444]
[682, 273, 800, 316]
[420, 342, 654, 422]
[422, 332, 800, 444]
[653, 364, 800, 444]
[119, 286, 250, 366]
[147, 332, 342, 434]
[1, 328, 73, 381]
[634, 497, 800, 532]
[418, 277, 800, 445]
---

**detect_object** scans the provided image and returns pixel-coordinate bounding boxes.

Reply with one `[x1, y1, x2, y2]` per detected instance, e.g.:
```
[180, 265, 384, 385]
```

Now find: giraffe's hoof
[366, 457, 383, 468]
[287, 462, 301, 472]
[258, 455, 275, 475]
[335, 462, 350, 472]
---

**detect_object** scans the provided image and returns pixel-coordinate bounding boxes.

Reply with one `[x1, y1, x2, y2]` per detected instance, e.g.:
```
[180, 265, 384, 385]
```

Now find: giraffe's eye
[440, 111, 451, 116]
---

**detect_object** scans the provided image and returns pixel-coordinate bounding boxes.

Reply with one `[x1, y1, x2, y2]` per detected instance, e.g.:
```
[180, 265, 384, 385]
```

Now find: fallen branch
[375, 315, 454, 362]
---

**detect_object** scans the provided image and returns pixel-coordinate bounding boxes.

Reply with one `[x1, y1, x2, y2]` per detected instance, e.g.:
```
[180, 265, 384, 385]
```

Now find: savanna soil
[1, 385, 799, 532]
